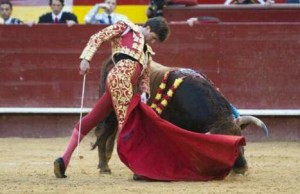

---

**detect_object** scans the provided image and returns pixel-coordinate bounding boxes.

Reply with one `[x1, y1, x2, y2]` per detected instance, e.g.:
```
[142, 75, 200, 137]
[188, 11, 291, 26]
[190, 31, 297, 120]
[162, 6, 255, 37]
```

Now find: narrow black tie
[108, 15, 112, 25]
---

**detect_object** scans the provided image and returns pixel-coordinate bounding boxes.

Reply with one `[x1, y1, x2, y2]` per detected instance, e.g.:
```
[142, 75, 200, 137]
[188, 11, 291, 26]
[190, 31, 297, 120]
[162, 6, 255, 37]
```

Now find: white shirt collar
[52, 11, 63, 21]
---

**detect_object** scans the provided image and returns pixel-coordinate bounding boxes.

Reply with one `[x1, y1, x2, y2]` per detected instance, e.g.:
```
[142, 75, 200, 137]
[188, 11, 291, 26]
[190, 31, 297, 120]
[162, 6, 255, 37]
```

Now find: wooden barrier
[1, 24, 299, 109]
[0, 23, 299, 139]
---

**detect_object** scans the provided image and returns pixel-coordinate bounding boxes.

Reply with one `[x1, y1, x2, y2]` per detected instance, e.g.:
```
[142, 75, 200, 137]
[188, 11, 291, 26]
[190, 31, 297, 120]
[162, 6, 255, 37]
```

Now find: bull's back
[161, 72, 233, 133]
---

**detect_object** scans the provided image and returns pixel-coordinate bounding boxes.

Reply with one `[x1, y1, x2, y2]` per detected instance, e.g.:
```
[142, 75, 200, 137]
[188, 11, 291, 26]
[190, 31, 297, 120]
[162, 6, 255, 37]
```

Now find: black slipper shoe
[54, 157, 67, 178]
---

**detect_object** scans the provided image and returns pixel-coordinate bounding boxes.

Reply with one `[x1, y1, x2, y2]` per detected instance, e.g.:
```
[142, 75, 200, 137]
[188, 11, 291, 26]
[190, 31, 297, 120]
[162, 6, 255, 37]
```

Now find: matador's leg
[106, 59, 142, 130]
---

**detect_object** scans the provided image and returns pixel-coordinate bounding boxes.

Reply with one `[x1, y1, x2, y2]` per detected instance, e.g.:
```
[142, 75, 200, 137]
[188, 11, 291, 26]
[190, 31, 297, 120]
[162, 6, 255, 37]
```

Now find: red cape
[117, 95, 246, 181]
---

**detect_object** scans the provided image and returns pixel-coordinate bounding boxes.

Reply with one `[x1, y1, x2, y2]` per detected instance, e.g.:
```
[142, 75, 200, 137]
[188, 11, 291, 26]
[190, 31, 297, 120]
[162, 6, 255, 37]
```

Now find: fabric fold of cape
[117, 95, 246, 181]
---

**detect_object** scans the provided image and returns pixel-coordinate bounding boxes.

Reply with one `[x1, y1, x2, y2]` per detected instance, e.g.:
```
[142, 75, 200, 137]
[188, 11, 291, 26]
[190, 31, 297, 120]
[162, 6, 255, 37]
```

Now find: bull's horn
[235, 116, 269, 137]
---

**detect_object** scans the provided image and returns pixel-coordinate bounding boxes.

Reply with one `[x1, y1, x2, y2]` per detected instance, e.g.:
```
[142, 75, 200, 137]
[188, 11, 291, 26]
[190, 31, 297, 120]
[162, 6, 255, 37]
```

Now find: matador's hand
[79, 59, 90, 75]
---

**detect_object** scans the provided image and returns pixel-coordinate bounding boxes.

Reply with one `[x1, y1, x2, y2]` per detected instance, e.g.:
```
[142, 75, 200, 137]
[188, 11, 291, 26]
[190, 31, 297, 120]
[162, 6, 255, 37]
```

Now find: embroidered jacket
[80, 20, 154, 94]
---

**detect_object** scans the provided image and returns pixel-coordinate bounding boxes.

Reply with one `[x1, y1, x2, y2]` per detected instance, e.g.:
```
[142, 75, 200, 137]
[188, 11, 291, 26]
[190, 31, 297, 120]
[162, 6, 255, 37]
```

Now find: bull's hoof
[233, 165, 248, 175]
[132, 174, 154, 181]
[99, 168, 111, 174]
[133, 174, 146, 181]
[54, 157, 67, 178]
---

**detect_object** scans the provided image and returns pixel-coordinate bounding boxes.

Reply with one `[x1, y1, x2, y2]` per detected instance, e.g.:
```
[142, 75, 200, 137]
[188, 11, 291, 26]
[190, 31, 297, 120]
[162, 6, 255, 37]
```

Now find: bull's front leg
[232, 147, 248, 174]
[210, 128, 248, 174]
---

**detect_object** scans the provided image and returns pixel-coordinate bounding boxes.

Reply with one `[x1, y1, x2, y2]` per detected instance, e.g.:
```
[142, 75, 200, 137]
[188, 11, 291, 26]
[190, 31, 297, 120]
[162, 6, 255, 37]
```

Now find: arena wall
[0, 22, 299, 140]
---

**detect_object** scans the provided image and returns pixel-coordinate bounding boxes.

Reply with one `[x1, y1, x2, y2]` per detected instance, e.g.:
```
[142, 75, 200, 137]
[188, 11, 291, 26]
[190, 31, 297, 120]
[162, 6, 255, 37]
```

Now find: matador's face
[142, 26, 159, 45]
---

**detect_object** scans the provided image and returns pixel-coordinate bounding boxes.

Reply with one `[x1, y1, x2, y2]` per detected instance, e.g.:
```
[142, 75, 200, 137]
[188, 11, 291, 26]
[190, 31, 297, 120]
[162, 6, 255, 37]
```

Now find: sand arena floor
[0, 137, 299, 194]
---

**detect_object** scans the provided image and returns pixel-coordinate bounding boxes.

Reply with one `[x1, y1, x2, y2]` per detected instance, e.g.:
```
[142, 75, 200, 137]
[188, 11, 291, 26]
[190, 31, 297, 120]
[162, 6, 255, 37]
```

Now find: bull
[91, 58, 269, 177]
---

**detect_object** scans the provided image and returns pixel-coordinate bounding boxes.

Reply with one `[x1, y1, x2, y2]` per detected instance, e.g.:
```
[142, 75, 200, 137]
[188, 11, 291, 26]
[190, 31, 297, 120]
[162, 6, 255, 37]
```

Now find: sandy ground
[0, 137, 299, 194]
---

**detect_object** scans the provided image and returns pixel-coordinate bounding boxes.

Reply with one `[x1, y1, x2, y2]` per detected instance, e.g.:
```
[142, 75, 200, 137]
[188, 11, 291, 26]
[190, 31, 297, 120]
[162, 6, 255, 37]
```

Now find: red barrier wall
[2, 24, 299, 109]
[152, 23, 300, 109]
[0, 25, 109, 108]
[0, 23, 299, 139]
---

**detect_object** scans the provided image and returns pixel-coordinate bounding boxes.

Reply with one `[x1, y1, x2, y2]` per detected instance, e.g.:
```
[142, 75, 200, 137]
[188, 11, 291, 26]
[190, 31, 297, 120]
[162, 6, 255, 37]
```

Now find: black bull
[91, 58, 269, 175]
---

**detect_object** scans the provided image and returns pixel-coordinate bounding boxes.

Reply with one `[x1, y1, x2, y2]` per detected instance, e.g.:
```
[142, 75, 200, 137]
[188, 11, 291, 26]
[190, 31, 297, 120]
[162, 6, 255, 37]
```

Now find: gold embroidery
[80, 22, 128, 61]
[132, 43, 138, 49]
[107, 59, 139, 130]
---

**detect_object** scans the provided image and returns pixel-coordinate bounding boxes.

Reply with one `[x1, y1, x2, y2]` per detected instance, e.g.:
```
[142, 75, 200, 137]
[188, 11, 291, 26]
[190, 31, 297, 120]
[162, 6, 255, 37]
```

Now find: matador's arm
[80, 21, 128, 61]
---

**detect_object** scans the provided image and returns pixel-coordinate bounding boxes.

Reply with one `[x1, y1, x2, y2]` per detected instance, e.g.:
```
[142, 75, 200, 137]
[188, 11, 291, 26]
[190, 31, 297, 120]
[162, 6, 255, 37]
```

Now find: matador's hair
[144, 16, 170, 42]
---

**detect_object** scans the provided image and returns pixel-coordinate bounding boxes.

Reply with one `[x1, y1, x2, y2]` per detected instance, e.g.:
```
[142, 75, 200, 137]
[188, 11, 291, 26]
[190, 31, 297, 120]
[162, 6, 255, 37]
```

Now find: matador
[54, 17, 170, 178]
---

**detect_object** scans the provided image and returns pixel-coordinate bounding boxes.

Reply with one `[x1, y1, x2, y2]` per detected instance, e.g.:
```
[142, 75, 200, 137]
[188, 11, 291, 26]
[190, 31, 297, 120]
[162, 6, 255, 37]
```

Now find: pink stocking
[62, 92, 113, 167]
